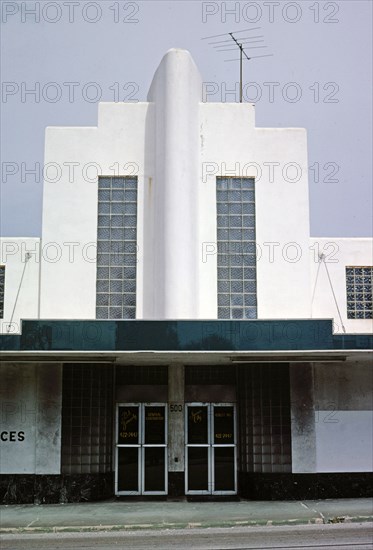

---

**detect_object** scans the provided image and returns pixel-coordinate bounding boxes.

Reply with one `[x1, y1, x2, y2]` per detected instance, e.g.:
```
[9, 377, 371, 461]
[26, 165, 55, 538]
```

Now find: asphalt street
[1, 523, 372, 550]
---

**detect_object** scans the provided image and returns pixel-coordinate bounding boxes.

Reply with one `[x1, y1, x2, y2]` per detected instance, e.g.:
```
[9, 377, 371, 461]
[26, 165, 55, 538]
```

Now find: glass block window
[346, 266, 373, 319]
[217, 177, 257, 319]
[61, 364, 113, 475]
[0, 266, 4, 319]
[237, 364, 292, 474]
[96, 176, 137, 319]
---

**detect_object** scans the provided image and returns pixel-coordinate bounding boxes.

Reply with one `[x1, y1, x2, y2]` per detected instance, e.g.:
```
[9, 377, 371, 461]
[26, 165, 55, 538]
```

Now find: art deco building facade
[0, 50, 372, 503]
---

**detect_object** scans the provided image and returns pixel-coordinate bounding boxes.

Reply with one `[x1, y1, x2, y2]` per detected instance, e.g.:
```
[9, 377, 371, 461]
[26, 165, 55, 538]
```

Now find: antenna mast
[202, 28, 273, 103]
[229, 33, 247, 103]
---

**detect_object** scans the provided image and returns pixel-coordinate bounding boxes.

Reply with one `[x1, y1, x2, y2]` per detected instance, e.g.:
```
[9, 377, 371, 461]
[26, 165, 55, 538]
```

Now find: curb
[1, 515, 373, 534]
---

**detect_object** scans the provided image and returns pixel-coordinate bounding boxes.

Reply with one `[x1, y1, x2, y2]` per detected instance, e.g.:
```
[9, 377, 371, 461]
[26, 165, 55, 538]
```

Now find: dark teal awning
[0, 319, 372, 352]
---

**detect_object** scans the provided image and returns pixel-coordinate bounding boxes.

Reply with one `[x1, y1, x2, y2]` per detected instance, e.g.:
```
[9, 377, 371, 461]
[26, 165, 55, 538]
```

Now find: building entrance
[115, 403, 168, 495]
[185, 403, 237, 495]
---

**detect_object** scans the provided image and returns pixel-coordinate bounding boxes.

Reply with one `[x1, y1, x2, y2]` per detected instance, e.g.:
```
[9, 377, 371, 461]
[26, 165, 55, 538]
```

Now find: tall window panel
[237, 364, 292, 474]
[61, 364, 113, 475]
[0, 266, 5, 319]
[346, 266, 372, 319]
[217, 177, 257, 320]
[96, 176, 137, 320]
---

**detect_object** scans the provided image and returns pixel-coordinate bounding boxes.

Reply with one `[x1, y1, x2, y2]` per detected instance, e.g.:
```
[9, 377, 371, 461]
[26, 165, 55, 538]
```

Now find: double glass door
[186, 403, 237, 495]
[115, 403, 167, 495]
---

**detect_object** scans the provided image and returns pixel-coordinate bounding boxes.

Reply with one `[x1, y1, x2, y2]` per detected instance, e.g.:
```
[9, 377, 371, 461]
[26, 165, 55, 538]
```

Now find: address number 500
[169, 404, 183, 413]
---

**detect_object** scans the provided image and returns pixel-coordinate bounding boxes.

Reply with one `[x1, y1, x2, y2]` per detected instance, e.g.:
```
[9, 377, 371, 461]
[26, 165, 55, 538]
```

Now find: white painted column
[146, 49, 202, 318]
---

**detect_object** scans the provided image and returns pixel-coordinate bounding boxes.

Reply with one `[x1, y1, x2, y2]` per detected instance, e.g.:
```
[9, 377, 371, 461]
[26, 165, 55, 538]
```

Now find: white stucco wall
[40, 103, 150, 319]
[310, 238, 373, 334]
[3, 50, 369, 326]
[0, 238, 40, 334]
[38, 49, 314, 321]
[290, 362, 373, 474]
[200, 103, 311, 319]
[0, 50, 373, 333]
[0, 363, 62, 474]
[314, 363, 373, 472]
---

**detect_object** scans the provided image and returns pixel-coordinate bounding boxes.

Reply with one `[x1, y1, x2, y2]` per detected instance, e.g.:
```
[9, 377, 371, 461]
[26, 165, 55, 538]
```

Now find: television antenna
[202, 28, 273, 103]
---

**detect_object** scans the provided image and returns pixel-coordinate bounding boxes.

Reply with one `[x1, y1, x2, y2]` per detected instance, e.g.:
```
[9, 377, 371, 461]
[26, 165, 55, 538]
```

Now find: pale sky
[1, 0, 372, 237]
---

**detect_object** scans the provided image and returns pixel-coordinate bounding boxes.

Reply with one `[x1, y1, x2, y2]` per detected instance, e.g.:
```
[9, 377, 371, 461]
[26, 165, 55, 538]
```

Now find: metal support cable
[320, 253, 346, 333]
[311, 256, 323, 316]
[6, 252, 31, 333]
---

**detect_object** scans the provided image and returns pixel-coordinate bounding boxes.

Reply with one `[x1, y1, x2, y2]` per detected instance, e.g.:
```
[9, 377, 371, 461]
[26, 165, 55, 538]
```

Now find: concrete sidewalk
[0, 498, 372, 534]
